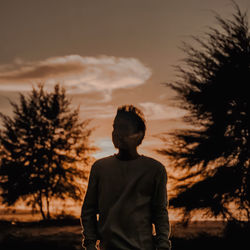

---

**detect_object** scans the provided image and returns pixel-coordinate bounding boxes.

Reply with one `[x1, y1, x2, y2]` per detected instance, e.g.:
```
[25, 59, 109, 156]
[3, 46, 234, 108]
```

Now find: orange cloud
[0, 55, 152, 100]
[80, 105, 116, 119]
[139, 102, 187, 120]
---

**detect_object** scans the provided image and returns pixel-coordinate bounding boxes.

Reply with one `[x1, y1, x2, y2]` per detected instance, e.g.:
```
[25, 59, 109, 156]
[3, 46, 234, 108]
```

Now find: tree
[159, 4, 250, 222]
[0, 83, 95, 220]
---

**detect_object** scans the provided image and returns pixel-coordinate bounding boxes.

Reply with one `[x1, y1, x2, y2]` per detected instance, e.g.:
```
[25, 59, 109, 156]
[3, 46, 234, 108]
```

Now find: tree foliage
[0, 83, 95, 220]
[159, 4, 250, 221]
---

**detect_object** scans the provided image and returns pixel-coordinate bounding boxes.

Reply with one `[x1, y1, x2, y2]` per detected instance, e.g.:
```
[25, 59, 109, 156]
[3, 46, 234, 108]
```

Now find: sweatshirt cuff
[82, 239, 97, 249]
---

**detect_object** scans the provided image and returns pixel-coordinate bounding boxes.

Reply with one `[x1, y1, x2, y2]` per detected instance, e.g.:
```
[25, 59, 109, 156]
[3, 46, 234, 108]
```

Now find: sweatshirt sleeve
[152, 165, 171, 250]
[80, 161, 99, 249]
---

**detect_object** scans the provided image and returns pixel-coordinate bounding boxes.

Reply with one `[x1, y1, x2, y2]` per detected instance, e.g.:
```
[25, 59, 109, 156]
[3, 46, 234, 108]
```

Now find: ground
[0, 218, 234, 250]
[0, 209, 248, 250]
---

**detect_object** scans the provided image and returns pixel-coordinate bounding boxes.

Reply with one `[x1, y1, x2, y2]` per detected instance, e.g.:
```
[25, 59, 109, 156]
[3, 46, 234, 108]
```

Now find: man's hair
[115, 105, 146, 138]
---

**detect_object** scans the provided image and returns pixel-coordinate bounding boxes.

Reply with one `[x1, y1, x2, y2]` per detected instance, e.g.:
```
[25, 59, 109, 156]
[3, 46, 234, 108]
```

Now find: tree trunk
[46, 195, 51, 220]
[38, 191, 46, 220]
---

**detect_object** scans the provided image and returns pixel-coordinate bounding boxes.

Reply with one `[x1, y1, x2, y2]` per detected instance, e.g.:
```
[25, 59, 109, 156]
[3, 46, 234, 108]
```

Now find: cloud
[92, 137, 117, 159]
[0, 55, 152, 100]
[78, 102, 187, 121]
[80, 104, 116, 119]
[139, 102, 187, 120]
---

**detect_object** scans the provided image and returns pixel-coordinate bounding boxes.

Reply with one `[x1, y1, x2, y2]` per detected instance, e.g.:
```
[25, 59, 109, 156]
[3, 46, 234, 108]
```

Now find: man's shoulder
[141, 155, 166, 172]
[92, 155, 116, 166]
[90, 155, 115, 174]
[142, 155, 165, 166]
[92, 154, 166, 173]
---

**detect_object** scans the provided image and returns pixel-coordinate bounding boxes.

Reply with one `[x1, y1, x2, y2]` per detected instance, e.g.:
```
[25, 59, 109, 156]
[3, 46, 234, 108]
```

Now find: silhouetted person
[80, 105, 171, 250]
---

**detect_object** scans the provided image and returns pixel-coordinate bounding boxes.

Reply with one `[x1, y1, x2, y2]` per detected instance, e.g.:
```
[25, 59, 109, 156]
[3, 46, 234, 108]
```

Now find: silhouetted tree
[159, 4, 250, 222]
[0, 83, 94, 220]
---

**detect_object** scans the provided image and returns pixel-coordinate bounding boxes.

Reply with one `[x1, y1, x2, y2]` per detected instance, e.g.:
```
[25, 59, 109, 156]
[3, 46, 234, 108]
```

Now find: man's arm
[152, 165, 171, 250]
[80, 162, 99, 250]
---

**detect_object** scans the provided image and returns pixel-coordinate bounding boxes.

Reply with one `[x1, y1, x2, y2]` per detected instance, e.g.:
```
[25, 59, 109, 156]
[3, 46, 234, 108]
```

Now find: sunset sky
[0, 0, 250, 166]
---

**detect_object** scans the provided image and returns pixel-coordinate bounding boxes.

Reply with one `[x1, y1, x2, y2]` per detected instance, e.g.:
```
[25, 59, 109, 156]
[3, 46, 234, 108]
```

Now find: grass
[0, 219, 249, 250]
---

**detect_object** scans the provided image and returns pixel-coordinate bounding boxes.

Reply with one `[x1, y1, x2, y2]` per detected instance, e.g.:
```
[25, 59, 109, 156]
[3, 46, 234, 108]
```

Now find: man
[80, 105, 171, 250]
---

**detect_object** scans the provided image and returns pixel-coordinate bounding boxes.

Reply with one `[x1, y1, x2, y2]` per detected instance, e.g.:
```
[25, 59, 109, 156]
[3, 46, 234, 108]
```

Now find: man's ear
[138, 131, 144, 138]
[136, 131, 144, 144]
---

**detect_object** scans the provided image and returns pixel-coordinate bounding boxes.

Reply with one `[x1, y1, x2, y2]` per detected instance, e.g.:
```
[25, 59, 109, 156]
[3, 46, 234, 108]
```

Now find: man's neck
[116, 148, 140, 161]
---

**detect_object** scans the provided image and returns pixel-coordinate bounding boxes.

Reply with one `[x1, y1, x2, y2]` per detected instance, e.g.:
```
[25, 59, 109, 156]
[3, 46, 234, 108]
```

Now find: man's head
[112, 105, 146, 150]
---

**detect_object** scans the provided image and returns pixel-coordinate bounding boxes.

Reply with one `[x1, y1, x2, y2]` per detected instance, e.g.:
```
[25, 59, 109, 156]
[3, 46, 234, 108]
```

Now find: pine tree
[0, 83, 95, 220]
[159, 4, 250, 222]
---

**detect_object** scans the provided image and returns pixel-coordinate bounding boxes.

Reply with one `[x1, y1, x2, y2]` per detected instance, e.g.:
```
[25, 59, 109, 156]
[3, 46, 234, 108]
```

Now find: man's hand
[86, 244, 97, 250]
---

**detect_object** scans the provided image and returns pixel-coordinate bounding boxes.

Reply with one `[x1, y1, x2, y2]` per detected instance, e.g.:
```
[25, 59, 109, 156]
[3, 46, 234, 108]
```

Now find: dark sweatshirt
[80, 154, 171, 250]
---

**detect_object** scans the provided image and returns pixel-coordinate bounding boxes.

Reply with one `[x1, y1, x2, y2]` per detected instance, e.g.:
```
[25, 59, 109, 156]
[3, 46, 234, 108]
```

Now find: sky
[0, 0, 250, 166]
